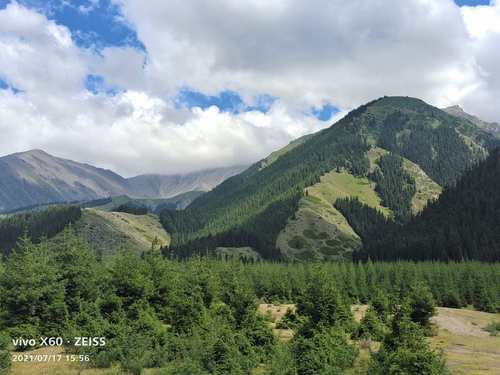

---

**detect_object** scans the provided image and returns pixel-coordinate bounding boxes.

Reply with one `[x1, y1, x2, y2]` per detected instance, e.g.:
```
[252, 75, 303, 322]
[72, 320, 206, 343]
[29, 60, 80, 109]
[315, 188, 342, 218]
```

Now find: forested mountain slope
[350, 148, 500, 262]
[276, 147, 442, 261]
[160, 96, 499, 259]
[0, 204, 169, 257]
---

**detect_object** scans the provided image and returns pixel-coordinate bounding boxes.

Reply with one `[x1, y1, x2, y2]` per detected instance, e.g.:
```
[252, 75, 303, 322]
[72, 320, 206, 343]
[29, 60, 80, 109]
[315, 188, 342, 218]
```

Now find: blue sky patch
[246, 94, 277, 113]
[454, 0, 490, 6]
[0, 0, 144, 51]
[176, 89, 276, 114]
[0, 77, 22, 94]
[311, 104, 339, 121]
[84, 74, 121, 96]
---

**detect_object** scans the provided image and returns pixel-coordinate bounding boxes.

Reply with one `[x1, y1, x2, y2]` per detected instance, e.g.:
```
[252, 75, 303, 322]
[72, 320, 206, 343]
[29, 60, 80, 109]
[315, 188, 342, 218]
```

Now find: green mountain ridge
[160, 96, 499, 260]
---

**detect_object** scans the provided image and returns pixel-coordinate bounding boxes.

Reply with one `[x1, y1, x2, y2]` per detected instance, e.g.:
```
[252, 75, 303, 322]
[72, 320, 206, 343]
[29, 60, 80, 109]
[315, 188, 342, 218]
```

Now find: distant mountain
[127, 166, 248, 199]
[160, 96, 499, 260]
[444, 105, 500, 138]
[0, 149, 248, 213]
[0, 150, 128, 212]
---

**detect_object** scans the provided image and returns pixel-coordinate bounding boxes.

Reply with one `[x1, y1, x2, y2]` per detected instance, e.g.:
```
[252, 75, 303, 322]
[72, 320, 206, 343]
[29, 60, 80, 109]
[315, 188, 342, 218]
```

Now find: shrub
[484, 321, 500, 336]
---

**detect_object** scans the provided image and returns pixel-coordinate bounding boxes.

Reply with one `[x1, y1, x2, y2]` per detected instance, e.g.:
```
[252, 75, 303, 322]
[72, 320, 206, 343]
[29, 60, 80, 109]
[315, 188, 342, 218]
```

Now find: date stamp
[10, 337, 106, 363]
[12, 353, 91, 363]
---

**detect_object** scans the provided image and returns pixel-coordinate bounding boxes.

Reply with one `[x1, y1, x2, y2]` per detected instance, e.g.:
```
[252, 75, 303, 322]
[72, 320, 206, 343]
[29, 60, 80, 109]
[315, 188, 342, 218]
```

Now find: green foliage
[112, 202, 148, 215]
[408, 284, 436, 330]
[297, 273, 353, 333]
[360, 148, 500, 262]
[0, 233, 498, 372]
[370, 153, 416, 222]
[292, 327, 358, 375]
[371, 290, 390, 323]
[0, 237, 67, 339]
[355, 308, 385, 341]
[0, 331, 10, 374]
[266, 343, 297, 375]
[373, 97, 493, 187]
[0, 205, 81, 256]
[484, 321, 500, 336]
[275, 309, 303, 330]
[334, 197, 389, 244]
[52, 228, 100, 314]
[370, 307, 448, 375]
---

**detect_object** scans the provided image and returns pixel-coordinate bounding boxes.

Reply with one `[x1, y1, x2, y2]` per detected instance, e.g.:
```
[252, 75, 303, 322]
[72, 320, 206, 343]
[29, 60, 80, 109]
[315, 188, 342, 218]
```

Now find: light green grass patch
[277, 168, 390, 261]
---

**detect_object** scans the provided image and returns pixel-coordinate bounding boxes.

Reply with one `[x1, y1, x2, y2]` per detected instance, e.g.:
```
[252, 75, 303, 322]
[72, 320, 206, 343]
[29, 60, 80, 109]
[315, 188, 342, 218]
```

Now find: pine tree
[0, 237, 67, 338]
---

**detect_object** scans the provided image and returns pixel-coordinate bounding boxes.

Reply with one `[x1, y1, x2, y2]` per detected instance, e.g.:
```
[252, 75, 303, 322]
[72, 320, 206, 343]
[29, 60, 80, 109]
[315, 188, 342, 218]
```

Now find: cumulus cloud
[0, 0, 500, 176]
[113, 0, 478, 108]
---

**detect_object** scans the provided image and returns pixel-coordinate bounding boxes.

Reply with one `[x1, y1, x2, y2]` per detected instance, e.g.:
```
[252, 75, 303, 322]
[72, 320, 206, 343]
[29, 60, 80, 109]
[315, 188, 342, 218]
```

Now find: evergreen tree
[408, 284, 436, 330]
[292, 327, 358, 375]
[356, 307, 385, 341]
[0, 237, 67, 339]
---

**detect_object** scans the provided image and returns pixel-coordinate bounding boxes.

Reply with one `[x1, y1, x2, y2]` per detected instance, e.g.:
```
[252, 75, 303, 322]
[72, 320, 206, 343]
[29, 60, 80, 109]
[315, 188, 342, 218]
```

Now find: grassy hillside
[70, 208, 170, 256]
[160, 96, 499, 259]
[277, 170, 389, 260]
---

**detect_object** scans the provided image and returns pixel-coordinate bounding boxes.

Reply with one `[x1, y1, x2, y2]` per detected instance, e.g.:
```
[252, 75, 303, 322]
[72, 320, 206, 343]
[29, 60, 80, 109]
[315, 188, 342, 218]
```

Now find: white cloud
[1, 0, 500, 177]
[461, 0, 500, 39]
[113, 0, 477, 109]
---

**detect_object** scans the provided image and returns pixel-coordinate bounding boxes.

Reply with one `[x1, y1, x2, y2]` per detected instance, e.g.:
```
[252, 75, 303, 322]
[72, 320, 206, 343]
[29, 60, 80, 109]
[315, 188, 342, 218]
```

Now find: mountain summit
[0, 150, 128, 212]
[443, 105, 500, 138]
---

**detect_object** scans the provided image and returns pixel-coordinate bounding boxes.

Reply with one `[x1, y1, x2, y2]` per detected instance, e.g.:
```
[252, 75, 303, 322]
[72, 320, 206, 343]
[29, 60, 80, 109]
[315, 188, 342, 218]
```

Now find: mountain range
[0, 149, 247, 213]
[1, 97, 499, 262]
[160, 96, 500, 260]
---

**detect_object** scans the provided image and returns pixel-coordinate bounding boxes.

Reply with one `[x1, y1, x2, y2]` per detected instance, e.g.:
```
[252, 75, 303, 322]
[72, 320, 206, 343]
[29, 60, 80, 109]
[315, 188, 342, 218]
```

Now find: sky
[0, 0, 499, 176]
